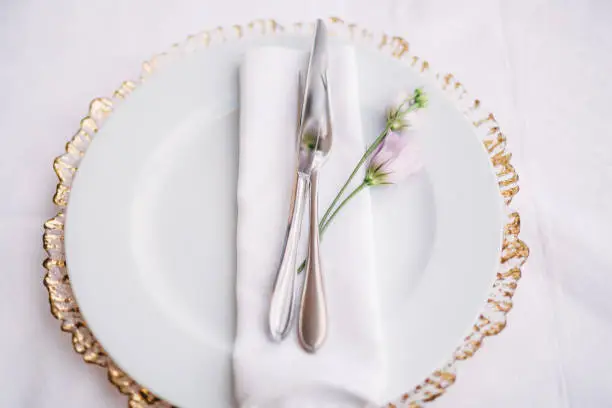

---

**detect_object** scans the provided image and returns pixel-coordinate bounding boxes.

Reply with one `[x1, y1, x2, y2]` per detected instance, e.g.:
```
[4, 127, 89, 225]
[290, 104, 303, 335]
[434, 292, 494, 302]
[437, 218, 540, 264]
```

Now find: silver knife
[268, 19, 330, 343]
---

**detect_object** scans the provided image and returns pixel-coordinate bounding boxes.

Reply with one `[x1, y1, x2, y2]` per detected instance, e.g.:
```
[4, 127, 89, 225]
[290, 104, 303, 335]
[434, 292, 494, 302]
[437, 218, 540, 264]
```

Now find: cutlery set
[268, 19, 332, 353]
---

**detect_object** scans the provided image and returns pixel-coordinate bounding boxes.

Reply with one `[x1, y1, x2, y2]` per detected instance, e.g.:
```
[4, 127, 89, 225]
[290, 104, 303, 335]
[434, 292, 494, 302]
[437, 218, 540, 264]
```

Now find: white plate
[64, 32, 503, 407]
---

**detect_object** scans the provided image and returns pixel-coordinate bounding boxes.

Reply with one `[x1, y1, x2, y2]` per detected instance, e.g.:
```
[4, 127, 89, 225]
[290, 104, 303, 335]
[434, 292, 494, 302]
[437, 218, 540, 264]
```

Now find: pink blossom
[364, 131, 423, 185]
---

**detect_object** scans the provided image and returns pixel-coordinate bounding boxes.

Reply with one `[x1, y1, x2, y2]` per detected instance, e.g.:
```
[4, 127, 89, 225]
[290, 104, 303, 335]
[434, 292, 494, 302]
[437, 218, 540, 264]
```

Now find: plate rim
[42, 17, 529, 408]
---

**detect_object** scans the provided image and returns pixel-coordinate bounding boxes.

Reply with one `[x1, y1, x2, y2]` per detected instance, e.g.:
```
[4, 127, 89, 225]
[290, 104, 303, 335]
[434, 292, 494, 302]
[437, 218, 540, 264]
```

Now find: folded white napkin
[234, 46, 385, 408]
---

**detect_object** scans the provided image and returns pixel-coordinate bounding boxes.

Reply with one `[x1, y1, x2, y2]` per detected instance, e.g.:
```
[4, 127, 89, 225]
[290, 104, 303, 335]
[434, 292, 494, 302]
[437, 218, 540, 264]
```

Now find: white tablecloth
[2, 0, 611, 406]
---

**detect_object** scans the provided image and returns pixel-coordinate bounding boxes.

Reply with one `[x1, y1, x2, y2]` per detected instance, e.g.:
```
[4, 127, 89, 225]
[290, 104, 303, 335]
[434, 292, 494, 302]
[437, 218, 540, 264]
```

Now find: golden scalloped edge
[43, 17, 528, 408]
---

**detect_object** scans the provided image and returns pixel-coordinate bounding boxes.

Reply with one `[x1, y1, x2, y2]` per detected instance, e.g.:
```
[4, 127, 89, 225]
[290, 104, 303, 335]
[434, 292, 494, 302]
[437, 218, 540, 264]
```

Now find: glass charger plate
[43, 18, 528, 408]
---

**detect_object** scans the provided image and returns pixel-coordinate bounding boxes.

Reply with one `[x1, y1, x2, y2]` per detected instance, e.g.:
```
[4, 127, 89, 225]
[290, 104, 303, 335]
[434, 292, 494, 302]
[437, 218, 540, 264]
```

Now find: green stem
[318, 124, 389, 229]
[298, 182, 368, 273]
[320, 182, 367, 236]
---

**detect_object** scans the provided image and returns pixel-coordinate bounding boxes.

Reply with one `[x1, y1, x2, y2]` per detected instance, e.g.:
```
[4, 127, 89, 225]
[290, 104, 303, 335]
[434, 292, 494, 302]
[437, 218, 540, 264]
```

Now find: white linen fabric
[234, 46, 385, 407]
[2, 1, 611, 407]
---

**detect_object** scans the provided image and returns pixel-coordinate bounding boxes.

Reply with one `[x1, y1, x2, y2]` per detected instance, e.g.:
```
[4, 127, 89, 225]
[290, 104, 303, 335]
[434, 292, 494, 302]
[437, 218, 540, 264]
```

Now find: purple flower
[364, 131, 423, 186]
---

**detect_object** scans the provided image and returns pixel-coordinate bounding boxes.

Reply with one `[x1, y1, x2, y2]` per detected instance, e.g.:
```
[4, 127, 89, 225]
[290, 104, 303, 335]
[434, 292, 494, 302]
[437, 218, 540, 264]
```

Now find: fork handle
[298, 170, 328, 352]
[269, 173, 309, 341]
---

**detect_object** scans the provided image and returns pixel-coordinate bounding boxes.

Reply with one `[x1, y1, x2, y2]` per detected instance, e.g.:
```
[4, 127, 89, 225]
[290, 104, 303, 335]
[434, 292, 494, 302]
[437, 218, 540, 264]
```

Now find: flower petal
[389, 135, 423, 183]
[382, 131, 408, 160]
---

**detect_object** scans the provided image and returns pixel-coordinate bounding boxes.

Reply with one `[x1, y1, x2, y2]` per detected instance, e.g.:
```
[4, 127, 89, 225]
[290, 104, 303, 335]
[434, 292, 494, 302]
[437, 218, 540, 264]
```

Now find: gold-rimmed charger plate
[43, 17, 528, 408]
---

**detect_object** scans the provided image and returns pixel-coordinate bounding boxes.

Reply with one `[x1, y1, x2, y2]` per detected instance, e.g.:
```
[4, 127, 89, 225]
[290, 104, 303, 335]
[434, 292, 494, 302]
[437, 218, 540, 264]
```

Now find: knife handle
[269, 173, 309, 341]
[299, 170, 328, 353]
